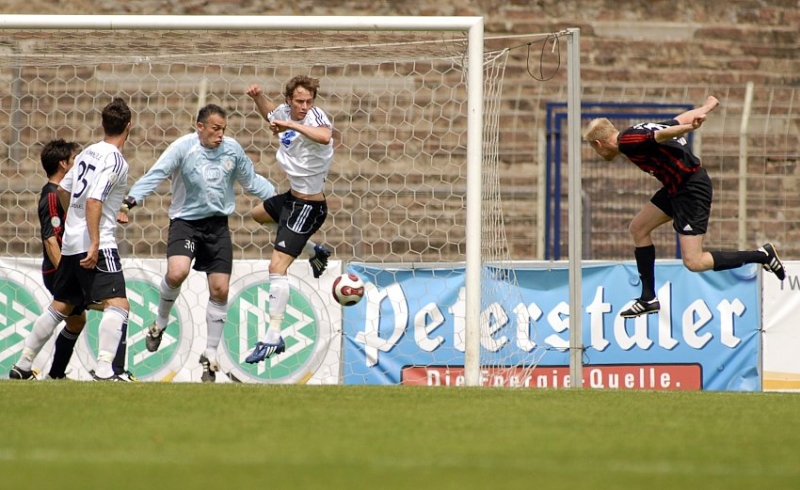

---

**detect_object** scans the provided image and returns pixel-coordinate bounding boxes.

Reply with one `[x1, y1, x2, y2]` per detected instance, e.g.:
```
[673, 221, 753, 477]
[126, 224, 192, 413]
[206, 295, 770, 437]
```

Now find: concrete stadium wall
[4, 1, 797, 87]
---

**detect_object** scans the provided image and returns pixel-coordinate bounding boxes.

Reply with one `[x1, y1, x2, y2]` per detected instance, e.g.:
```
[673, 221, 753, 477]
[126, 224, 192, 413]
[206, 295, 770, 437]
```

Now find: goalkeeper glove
[120, 196, 137, 213]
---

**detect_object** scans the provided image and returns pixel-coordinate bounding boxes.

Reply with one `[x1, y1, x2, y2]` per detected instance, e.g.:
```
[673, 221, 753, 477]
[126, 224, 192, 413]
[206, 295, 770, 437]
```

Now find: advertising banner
[343, 262, 761, 391]
[1, 256, 771, 390]
[0, 257, 342, 384]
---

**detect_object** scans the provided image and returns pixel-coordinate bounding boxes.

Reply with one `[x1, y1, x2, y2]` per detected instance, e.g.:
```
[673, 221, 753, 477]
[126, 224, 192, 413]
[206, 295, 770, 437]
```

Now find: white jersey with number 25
[59, 140, 129, 255]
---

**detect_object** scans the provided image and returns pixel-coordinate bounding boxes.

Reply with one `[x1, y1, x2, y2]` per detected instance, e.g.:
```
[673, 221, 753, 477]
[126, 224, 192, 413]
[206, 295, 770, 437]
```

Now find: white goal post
[0, 15, 584, 387]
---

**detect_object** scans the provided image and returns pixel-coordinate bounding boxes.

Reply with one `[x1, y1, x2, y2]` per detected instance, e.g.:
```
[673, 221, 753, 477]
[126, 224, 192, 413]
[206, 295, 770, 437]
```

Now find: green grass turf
[1, 382, 799, 490]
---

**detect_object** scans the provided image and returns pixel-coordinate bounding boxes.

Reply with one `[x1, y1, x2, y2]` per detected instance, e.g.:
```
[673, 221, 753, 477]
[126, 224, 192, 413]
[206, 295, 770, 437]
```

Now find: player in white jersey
[9, 139, 134, 382]
[20, 98, 133, 382]
[119, 103, 296, 382]
[244, 75, 334, 364]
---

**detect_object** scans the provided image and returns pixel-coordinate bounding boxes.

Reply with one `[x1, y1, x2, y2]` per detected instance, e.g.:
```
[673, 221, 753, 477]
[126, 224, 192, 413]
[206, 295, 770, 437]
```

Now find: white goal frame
[0, 16, 584, 388]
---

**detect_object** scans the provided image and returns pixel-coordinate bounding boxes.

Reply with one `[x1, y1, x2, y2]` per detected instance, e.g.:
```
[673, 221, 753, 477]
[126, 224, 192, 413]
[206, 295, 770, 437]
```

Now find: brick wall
[4, 1, 797, 86]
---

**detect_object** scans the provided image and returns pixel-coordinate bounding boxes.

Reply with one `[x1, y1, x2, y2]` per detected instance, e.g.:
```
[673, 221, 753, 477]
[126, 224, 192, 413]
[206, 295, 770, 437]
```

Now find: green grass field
[1, 382, 799, 490]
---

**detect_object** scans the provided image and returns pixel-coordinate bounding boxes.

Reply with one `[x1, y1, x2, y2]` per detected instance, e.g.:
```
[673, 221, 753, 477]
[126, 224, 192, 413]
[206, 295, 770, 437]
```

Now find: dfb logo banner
[0, 258, 342, 383]
[220, 263, 341, 384]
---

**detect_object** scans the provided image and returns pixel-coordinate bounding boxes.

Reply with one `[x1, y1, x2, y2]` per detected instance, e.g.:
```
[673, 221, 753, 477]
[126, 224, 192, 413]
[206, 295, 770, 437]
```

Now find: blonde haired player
[583, 96, 785, 318]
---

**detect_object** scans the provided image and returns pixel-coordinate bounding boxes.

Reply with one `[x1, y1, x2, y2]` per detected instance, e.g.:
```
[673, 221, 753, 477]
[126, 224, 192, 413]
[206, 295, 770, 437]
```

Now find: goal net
[0, 15, 562, 385]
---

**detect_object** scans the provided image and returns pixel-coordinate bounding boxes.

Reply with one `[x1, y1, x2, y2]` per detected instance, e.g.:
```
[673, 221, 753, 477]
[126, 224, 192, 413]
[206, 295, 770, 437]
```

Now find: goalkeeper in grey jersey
[118, 103, 278, 382]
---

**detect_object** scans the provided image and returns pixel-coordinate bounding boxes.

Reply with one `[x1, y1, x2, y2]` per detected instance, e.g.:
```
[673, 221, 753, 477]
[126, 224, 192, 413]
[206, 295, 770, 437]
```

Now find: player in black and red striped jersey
[10, 140, 85, 379]
[583, 96, 785, 318]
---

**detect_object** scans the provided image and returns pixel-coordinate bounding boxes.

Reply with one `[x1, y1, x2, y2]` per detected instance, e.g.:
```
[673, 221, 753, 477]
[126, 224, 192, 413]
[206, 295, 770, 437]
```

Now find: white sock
[156, 276, 181, 330]
[205, 298, 227, 361]
[95, 306, 127, 378]
[17, 306, 66, 371]
[266, 273, 289, 343]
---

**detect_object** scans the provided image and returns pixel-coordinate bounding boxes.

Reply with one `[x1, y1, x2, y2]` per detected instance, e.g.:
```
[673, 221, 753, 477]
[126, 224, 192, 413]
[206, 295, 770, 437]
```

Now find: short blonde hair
[583, 117, 617, 142]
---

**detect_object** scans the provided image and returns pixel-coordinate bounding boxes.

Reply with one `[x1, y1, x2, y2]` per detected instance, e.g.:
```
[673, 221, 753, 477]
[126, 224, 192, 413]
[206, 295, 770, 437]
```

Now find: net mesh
[0, 28, 508, 265]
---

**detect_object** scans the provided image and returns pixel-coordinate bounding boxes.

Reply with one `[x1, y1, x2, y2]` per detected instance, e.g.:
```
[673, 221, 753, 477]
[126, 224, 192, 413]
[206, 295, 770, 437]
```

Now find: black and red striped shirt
[618, 119, 701, 195]
[38, 182, 64, 275]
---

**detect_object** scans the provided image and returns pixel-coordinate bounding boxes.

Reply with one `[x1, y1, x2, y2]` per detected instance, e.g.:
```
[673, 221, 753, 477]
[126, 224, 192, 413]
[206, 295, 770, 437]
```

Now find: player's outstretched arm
[233, 151, 276, 202]
[674, 96, 719, 125]
[654, 122, 700, 143]
[246, 84, 276, 121]
[654, 96, 719, 143]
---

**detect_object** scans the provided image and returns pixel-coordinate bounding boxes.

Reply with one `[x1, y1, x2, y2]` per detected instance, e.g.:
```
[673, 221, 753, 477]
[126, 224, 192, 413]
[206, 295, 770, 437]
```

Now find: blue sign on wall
[342, 262, 760, 391]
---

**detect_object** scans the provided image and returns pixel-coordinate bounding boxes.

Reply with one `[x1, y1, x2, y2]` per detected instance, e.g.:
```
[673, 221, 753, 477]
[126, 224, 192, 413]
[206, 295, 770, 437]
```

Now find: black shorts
[51, 249, 127, 308]
[43, 269, 87, 316]
[650, 167, 712, 236]
[262, 191, 328, 258]
[166, 216, 233, 274]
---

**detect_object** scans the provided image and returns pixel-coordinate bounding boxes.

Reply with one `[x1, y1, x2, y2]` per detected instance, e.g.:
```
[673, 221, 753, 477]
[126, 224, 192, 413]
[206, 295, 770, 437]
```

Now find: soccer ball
[332, 273, 365, 306]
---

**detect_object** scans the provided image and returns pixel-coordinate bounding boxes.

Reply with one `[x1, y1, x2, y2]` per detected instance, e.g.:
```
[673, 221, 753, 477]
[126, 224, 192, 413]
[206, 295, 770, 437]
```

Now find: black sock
[112, 321, 128, 375]
[710, 250, 766, 271]
[48, 328, 79, 379]
[634, 245, 657, 301]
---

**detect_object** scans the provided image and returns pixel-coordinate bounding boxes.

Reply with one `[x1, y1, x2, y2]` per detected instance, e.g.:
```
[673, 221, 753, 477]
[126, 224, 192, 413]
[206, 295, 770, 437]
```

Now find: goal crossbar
[0, 14, 481, 31]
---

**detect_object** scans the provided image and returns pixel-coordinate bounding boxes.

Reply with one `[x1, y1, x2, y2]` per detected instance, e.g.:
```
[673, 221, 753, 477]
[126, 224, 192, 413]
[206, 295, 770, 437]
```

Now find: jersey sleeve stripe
[47, 191, 59, 220]
[47, 191, 63, 239]
[101, 181, 115, 200]
[619, 134, 649, 144]
[114, 152, 125, 174]
[310, 107, 329, 127]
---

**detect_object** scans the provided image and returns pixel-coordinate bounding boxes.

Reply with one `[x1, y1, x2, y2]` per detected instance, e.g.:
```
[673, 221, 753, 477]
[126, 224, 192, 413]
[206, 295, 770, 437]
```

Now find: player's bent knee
[104, 297, 130, 312]
[208, 288, 229, 303]
[682, 257, 707, 273]
[165, 271, 190, 288]
[628, 223, 646, 242]
[64, 316, 86, 333]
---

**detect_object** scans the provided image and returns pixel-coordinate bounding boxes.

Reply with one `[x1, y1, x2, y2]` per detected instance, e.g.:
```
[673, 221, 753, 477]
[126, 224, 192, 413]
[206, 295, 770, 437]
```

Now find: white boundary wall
[762, 260, 800, 392]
